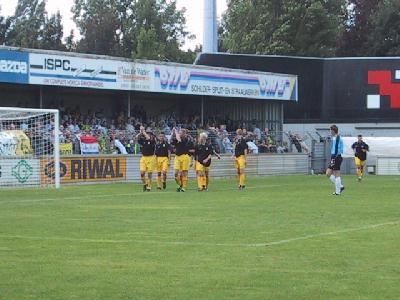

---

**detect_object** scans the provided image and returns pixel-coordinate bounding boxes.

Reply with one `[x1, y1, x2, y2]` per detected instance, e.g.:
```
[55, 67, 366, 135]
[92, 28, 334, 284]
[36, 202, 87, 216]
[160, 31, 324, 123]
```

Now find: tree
[136, 26, 166, 60]
[0, 7, 10, 45]
[41, 11, 65, 50]
[72, 0, 193, 62]
[222, 0, 345, 57]
[6, 0, 47, 49]
[65, 30, 77, 52]
[367, 0, 400, 56]
[72, 0, 121, 56]
[4, 0, 65, 50]
[337, 0, 382, 56]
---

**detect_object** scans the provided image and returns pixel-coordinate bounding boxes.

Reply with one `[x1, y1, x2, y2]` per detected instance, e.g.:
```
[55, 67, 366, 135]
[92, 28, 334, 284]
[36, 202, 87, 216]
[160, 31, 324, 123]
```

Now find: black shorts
[328, 155, 342, 171]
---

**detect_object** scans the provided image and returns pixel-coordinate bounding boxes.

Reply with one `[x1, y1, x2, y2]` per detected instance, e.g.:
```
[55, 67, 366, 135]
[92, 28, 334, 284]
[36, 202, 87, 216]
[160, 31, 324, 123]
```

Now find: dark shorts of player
[328, 155, 342, 171]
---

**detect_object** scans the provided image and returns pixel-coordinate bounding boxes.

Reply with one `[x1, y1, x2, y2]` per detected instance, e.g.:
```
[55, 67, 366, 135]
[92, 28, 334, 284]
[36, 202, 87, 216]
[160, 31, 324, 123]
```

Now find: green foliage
[337, 0, 382, 56]
[367, 0, 400, 56]
[72, 0, 195, 62]
[136, 26, 165, 60]
[6, 0, 47, 48]
[64, 30, 77, 52]
[41, 11, 65, 51]
[0, 0, 196, 62]
[0, 7, 9, 44]
[72, 0, 121, 55]
[223, 0, 345, 57]
[3, 0, 65, 50]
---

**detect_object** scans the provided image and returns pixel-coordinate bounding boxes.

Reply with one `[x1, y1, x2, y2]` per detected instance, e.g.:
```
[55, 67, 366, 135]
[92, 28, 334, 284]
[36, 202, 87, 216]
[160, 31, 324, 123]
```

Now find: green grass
[1, 175, 400, 299]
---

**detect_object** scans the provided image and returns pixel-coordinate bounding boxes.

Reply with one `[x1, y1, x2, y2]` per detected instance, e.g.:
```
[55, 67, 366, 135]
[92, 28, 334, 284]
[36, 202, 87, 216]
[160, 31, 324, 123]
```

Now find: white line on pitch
[245, 220, 400, 247]
[0, 220, 398, 248]
[0, 184, 284, 204]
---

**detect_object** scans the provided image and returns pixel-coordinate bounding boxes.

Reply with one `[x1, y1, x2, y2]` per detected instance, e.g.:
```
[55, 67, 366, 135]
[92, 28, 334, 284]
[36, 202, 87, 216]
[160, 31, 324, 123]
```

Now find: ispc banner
[29, 53, 117, 90]
[0, 159, 40, 186]
[41, 156, 127, 184]
[0, 50, 29, 84]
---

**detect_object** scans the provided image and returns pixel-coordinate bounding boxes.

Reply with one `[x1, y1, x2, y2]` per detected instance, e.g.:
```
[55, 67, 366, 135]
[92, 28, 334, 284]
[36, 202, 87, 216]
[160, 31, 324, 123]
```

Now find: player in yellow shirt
[137, 126, 156, 192]
[194, 133, 213, 191]
[155, 132, 171, 190]
[351, 135, 369, 182]
[171, 128, 194, 192]
[233, 129, 249, 190]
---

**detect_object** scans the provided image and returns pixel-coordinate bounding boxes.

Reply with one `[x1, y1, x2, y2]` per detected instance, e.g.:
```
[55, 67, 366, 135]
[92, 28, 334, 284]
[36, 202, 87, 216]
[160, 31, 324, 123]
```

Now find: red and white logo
[367, 70, 400, 109]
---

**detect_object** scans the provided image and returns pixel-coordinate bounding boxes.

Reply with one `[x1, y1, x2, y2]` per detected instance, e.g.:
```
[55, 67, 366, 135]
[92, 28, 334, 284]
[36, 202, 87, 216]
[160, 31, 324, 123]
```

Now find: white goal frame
[0, 107, 60, 189]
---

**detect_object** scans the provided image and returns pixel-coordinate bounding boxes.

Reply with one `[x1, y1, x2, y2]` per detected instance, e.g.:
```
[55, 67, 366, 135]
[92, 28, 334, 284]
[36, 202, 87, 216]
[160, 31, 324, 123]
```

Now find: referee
[326, 125, 345, 196]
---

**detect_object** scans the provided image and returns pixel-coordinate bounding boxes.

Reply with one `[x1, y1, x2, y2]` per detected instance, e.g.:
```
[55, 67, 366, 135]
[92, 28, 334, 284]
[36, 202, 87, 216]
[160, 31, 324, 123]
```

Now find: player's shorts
[328, 155, 343, 171]
[354, 157, 366, 167]
[235, 155, 246, 170]
[156, 156, 169, 172]
[195, 161, 207, 172]
[140, 155, 156, 172]
[174, 154, 191, 171]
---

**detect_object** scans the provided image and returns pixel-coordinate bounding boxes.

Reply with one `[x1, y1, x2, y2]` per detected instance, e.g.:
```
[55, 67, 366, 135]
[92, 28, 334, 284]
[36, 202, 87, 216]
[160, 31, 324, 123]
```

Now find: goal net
[0, 107, 60, 189]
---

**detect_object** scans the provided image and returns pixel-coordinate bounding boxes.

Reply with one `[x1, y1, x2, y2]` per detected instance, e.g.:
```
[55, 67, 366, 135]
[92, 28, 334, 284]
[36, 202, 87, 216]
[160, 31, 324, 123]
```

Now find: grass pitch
[1, 175, 400, 299]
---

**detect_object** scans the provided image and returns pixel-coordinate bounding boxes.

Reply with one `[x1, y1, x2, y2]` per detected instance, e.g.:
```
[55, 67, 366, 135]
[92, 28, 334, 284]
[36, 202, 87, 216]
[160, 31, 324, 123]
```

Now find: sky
[0, 0, 228, 50]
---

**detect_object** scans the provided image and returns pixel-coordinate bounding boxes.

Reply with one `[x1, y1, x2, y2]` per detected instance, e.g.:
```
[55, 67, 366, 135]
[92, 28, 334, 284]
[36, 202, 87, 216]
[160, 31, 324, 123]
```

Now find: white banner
[342, 137, 400, 158]
[80, 142, 100, 155]
[153, 64, 297, 100]
[29, 53, 118, 90]
[28, 52, 298, 101]
[0, 159, 40, 186]
[0, 132, 18, 156]
[117, 62, 153, 91]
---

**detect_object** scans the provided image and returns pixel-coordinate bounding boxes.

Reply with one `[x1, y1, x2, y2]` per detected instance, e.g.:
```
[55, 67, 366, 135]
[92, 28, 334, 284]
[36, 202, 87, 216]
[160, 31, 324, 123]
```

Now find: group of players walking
[136, 126, 248, 192]
[137, 124, 369, 194]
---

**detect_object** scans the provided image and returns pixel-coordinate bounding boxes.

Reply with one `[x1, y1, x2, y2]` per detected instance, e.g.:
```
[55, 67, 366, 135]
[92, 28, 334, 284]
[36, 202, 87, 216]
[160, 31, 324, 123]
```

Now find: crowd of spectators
[56, 106, 297, 155]
[1, 105, 311, 156]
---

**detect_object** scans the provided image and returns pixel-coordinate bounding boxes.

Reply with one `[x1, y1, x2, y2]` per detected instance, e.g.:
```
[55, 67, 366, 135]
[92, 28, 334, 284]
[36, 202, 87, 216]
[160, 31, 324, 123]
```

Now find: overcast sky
[0, 0, 228, 50]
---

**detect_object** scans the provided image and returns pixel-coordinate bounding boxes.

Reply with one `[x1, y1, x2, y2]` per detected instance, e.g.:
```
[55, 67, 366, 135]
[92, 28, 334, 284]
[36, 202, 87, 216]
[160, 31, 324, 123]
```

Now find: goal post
[0, 107, 60, 189]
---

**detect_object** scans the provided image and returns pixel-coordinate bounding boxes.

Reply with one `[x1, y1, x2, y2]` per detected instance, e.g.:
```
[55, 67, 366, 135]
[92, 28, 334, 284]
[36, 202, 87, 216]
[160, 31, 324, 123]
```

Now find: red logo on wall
[367, 70, 400, 109]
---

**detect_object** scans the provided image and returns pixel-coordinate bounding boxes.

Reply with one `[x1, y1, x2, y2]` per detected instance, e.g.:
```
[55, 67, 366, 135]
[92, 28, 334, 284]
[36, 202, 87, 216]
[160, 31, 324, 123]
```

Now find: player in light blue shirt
[326, 125, 345, 195]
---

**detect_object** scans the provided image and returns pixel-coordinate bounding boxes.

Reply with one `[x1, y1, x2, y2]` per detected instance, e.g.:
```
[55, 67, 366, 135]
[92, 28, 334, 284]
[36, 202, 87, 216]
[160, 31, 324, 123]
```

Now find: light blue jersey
[331, 136, 344, 156]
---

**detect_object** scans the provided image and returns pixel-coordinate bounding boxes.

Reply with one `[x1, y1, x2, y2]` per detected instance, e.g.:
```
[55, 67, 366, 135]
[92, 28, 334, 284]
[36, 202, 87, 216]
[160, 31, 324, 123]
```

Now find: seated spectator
[277, 142, 289, 153]
[222, 135, 234, 154]
[126, 118, 135, 134]
[253, 124, 261, 141]
[125, 139, 135, 154]
[296, 134, 310, 154]
[288, 133, 302, 153]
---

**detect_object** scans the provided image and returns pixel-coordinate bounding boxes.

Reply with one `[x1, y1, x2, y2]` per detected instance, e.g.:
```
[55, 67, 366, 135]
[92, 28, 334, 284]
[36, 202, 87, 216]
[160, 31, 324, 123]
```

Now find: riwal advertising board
[153, 65, 298, 101]
[0, 50, 29, 84]
[40, 156, 127, 184]
[29, 53, 118, 89]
